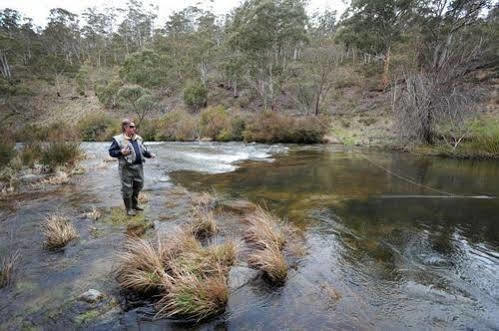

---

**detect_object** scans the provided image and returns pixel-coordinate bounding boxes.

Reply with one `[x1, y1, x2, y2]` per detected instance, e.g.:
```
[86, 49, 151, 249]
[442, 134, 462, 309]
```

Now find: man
[109, 118, 155, 216]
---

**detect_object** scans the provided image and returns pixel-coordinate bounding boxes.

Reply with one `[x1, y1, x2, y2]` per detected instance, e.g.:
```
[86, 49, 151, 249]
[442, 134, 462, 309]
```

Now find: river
[0, 142, 498, 329]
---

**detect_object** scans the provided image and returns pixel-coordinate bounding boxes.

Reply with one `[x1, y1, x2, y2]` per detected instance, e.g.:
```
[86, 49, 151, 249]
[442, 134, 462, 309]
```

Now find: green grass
[75, 309, 100, 325]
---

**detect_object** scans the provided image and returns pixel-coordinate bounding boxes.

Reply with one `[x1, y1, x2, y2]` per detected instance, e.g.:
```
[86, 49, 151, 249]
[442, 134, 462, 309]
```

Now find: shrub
[183, 81, 208, 111]
[137, 118, 158, 141]
[76, 65, 89, 96]
[95, 78, 122, 108]
[156, 109, 198, 141]
[41, 142, 83, 171]
[20, 142, 42, 168]
[0, 140, 15, 169]
[243, 112, 328, 143]
[199, 106, 231, 140]
[77, 113, 120, 141]
[42, 214, 79, 250]
[468, 119, 499, 158]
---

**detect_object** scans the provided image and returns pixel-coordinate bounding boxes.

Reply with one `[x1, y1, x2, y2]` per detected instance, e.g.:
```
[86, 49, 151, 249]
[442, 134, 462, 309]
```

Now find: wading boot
[124, 198, 136, 216]
[132, 194, 144, 211]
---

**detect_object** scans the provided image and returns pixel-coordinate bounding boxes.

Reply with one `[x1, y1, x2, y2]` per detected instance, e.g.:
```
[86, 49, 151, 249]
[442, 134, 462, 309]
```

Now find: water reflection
[172, 148, 499, 329]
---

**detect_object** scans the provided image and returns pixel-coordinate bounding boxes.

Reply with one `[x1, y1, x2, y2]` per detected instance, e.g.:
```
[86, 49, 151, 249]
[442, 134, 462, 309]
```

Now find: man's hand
[150, 153, 156, 159]
[121, 147, 131, 156]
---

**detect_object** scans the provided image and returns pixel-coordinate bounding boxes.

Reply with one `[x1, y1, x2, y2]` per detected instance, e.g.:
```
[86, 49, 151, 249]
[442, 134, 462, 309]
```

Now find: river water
[0, 142, 498, 330]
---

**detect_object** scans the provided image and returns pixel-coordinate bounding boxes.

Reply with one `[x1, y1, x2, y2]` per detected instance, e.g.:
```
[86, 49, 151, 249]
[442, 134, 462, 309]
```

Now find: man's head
[122, 118, 136, 137]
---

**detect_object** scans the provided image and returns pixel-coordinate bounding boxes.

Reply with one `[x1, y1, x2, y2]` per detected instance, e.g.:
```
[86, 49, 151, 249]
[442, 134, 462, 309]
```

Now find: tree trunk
[0, 51, 12, 80]
[382, 47, 391, 89]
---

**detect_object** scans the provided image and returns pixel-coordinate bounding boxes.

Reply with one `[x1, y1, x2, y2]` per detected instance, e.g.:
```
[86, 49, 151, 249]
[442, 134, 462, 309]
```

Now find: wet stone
[229, 266, 260, 290]
[79, 289, 104, 303]
[220, 200, 257, 215]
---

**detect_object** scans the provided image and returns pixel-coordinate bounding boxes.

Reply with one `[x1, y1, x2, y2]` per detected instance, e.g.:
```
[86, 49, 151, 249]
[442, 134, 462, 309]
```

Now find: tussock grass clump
[156, 272, 228, 321]
[42, 214, 79, 250]
[244, 207, 292, 283]
[172, 242, 236, 277]
[188, 208, 217, 238]
[116, 229, 236, 321]
[116, 238, 170, 294]
[244, 207, 285, 250]
[0, 250, 20, 288]
[248, 243, 288, 283]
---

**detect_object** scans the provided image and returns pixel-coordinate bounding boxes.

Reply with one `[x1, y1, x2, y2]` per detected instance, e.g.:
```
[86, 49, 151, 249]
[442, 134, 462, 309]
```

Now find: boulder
[79, 289, 104, 303]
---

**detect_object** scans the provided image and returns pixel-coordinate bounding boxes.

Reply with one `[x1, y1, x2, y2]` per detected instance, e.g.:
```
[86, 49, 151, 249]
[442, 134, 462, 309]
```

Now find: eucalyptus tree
[227, 0, 309, 110]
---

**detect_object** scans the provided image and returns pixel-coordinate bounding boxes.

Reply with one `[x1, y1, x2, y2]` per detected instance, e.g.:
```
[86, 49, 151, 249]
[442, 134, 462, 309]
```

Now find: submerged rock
[229, 266, 260, 290]
[79, 289, 104, 303]
[220, 200, 257, 214]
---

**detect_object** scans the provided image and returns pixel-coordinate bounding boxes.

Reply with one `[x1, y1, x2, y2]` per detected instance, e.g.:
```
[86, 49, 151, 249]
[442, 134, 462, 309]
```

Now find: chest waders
[113, 134, 147, 216]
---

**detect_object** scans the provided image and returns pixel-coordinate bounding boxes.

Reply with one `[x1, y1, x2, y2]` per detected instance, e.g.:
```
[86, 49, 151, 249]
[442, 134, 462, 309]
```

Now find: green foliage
[20, 143, 42, 168]
[0, 140, 16, 169]
[156, 110, 198, 141]
[137, 118, 158, 141]
[95, 79, 123, 108]
[41, 142, 83, 171]
[75, 66, 89, 96]
[77, 112, 120, 141]
[183, 81, 207, 110]
[468, 119, 499, 157]
[118, 85, 156, 124]
[120, 50, 168, 88]
[243, 112, 328, 143]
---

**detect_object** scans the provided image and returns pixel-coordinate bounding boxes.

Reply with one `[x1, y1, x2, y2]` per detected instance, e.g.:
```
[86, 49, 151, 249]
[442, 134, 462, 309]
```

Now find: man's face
[125, 123, 136, 136]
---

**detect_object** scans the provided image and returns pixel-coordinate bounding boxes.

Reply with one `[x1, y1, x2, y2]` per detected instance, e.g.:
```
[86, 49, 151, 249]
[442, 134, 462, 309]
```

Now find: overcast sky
[1, 0, 349, 27]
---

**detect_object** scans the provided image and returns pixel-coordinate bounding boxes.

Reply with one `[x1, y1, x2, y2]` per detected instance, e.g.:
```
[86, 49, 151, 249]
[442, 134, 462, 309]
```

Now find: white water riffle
[82, 141, 288, 174]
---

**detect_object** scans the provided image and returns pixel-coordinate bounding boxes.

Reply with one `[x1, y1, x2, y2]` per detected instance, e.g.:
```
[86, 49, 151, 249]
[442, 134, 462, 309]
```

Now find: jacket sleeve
[142, 143, 152, 158]
[109, 139, 122, 158]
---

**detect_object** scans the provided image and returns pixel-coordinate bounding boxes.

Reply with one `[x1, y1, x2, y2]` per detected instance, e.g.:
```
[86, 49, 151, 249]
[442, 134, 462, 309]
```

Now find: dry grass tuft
[248, 243, 288, 283]
[155, 271, 228, 321]
[0, 250, 21, 288]
[171, 242, 237, 277]
[138, 192, 149, 204]
[116, 237, 171, 294]
[244, 207, 285, 250]
[188, 208, 217, 238]
[116, 229, 236, 321]
[42, 214, 78, 250]
[191, 192, 217, 210]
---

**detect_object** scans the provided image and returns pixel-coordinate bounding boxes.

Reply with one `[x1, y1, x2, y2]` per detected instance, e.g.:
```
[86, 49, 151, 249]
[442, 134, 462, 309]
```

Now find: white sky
[0, 0, 349, 27]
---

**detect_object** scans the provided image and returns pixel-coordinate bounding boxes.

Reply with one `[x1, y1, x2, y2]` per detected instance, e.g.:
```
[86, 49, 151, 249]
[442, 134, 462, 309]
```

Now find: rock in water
[229, 266, 260, 290]
[220, 200, 257, 214]
[79, 289, 104, 303]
